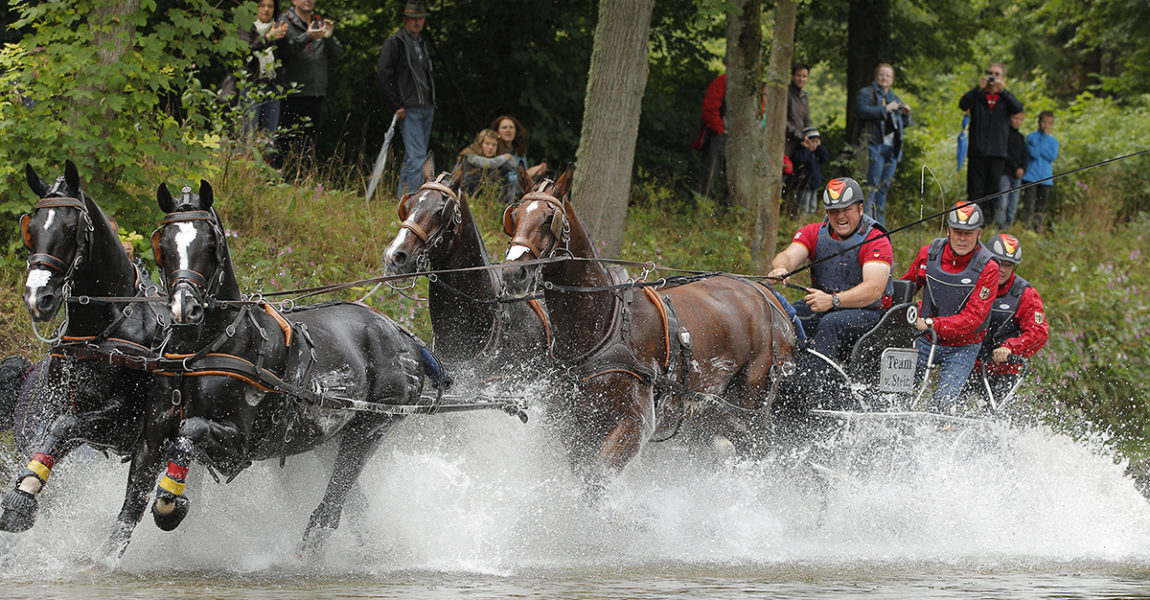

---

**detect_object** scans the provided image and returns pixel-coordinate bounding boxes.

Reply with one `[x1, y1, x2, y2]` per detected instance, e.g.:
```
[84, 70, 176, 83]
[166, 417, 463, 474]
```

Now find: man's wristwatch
[925, 317, 934, 328]
[831, 293, 841, 309]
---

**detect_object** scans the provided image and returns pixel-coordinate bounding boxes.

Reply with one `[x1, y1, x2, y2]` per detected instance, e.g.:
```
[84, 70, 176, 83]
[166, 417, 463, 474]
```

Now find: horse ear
[25, 164, 48, 197]
[199, 179, 214, 209]
[157, 183, 175, 213]
[449, 160, 465, 189]
[64, 160, 80, 193]
[397, 193, 413, 221]
[502, 204, 518, 237]
[554, 164, 575, 199]
[517, 163, 533, 195]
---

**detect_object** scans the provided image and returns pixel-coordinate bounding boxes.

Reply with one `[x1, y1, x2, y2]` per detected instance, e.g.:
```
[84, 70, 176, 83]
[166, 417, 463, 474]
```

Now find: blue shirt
[1021, 131, 1059, 186]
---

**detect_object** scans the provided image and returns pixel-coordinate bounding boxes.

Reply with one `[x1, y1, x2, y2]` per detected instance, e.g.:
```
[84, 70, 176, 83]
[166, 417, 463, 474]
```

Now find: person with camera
[855, 63, 912, 226]
[958, 62, 1023, 224]
[277, 0, 342, 166]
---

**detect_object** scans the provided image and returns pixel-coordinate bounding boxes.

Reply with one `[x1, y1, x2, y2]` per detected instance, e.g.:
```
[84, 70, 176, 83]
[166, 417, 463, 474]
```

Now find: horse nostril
[187, 303, 204, 324]
[392, 250, 408, 267]
[37, 294, 56, 313]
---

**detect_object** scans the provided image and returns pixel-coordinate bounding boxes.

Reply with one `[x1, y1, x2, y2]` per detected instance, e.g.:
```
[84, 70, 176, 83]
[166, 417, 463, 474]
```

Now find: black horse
[382, 169, 551, 382]
[0, 161, 170, 550]
[146, 181, 446, 555]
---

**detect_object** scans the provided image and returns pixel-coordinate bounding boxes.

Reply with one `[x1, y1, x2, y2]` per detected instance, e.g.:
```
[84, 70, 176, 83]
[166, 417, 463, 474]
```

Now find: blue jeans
[997, 174, 1021, 229]
[865, 143, 898, 225]
[793, 303, 883, 362]
[914, 336, 981, 413]
[397, 104, 435, 198]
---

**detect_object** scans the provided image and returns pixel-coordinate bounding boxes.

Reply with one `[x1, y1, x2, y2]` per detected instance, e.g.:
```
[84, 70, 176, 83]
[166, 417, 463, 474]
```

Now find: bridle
[502, 183, 570, 260]
[393, 179, 464, 283]
[151, 208, 228, 311]
[21, 195, 94, 292]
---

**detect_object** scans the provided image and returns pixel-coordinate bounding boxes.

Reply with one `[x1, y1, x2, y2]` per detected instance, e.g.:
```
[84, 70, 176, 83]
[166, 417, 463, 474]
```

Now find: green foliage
[0, 0, 249, 250]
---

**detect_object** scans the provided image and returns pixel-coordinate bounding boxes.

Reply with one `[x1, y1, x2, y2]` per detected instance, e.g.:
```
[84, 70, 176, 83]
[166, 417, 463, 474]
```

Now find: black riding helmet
[987, 233, 1022, 264]
[946, 201, 985, 230]
[822, 177, 865, 210]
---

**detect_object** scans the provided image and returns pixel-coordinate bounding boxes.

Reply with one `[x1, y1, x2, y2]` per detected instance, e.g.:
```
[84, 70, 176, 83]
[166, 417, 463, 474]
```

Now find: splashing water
[2, 382, 1150, 595]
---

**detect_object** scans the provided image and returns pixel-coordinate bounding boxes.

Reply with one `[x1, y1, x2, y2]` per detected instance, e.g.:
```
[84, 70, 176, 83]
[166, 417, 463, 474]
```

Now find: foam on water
[2, 383, 1150, 579]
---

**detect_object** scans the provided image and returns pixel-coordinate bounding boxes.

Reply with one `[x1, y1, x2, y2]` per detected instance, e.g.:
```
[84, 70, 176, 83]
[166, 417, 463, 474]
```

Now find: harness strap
[27, 252, 69, 272]
[401, 220, 431, 243]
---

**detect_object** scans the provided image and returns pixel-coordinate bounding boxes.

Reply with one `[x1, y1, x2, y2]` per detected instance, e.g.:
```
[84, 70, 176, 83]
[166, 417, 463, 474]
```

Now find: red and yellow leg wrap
[157, 461, 189, 497]
[26, 452, 56, 483]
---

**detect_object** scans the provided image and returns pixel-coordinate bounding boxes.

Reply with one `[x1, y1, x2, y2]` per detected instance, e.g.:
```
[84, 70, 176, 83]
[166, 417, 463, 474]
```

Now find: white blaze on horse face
[383, 229, 413, 266]
[24, 268, 53, 317]
[43, 209, 56, 231]
[174, 222, 198, 271]
[506, 244, 531, 261]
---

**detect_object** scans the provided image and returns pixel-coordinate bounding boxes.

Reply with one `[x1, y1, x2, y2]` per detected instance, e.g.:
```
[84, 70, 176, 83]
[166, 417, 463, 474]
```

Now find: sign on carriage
[878, 348, 918, 393]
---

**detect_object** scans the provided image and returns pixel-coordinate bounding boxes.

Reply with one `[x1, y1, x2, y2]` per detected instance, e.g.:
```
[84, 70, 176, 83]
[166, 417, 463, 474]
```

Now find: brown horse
[500, 167, 797, 486]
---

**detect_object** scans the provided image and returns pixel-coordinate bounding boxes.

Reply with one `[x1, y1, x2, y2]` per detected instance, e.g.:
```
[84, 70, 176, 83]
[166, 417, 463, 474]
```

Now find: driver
[967, 233, 1049, 405]
[900, 202, 999, 412]
[768, 177, 894, 364]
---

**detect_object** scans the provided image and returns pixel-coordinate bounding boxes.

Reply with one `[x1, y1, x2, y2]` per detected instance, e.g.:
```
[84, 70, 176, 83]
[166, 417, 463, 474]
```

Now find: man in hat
[378, 1, 437, 199]
[966, 233, 1048, 406]
[900, 201, 1000, 412]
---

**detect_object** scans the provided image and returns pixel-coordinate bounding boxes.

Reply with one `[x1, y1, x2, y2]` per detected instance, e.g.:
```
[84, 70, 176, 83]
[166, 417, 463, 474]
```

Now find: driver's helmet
[987, 233, 1022, 264]
[946, 201, 984, 230]
[822, 177, 864, 210]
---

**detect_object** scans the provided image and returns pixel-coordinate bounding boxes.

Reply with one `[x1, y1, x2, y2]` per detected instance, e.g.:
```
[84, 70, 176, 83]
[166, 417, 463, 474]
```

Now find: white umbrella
[366, 113, 399, 202]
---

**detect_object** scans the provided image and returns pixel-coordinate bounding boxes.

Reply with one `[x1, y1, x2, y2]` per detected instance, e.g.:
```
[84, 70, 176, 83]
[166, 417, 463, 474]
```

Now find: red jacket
[901, 241, 999, 346]
[979, 273, 1049, 375]
[701, 74, 726, 134]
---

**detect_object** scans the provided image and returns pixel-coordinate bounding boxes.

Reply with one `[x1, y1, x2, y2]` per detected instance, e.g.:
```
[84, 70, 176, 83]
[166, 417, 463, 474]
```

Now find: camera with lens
[987, 74, 996, 83]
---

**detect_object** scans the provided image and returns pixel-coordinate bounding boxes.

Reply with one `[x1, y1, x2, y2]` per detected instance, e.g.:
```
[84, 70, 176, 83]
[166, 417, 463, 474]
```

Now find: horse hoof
[0, 488, 38, 533]
[151, 495, 190, 532]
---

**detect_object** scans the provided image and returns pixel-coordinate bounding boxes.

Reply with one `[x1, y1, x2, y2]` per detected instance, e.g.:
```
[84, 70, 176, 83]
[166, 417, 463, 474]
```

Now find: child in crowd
[1020, 111, 1059, 230]
[790, 127, 830, 215]
[997, 110, 1028, 230]
[457, 129, 515, 198]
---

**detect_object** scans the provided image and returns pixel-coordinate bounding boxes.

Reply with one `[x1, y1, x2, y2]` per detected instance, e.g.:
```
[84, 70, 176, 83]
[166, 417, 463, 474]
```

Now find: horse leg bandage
[18, 452, 56, 494]
[156, 459, 189, 500]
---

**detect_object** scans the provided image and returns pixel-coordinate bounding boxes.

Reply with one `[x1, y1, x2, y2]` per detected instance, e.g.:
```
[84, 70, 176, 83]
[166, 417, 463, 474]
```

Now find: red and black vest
[921, 238, 994, 332]
[979, 274, 1030, 358]
[809, 214, 893, 310]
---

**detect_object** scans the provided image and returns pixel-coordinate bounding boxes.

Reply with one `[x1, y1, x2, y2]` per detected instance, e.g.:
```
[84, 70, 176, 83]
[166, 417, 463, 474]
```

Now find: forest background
[0, 1, 1148, 465]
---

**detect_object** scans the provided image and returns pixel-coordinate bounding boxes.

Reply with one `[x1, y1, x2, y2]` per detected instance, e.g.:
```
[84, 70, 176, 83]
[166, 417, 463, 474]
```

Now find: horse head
[153, 180, 228, 325]
[500, 165, 575, 298]
[21, 160, 95, 321]
[382, 166, 464, 276]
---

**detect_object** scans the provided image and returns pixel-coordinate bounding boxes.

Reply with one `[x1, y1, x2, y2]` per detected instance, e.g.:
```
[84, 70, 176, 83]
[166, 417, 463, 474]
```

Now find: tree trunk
[753, 0, 797, 273]
[88, 0, 140, 187]
[725, 0, 766, 215]
[844, 0, 890, 147]
[571, 0, 655, 258]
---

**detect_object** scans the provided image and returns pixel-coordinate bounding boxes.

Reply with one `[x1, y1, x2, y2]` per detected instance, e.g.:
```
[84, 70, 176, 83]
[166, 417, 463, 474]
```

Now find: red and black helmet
[822, 177, 865, 210]
[946, 201, 985, 230]
[987, 233, 1022, 264]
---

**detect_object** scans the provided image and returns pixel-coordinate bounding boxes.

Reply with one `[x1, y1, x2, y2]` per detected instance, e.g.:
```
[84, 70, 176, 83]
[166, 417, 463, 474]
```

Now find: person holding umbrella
[378, 1, 436, 199]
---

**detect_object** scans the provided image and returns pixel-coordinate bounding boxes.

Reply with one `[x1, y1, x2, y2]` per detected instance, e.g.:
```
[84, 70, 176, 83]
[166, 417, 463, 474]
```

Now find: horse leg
[298, 420, 395, 558]
[0, 413, 86, 532]
[93, 438, 167, 565]
[150, 416, 244, 531]
[586, 412, 648, 494]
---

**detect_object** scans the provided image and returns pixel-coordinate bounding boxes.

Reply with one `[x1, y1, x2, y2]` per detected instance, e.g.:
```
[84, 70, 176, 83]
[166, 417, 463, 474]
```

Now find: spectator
[957, 62, 1023, 224]
[785, 62, 812, 158]
[490, 115, 547, 203]
[997, 110, 1028, 229]
[901, 202, 999, 412]
[855, 63, 912, 226]
[1020, 111, 1059, 230]
[277, 0, 342, 166]
[693, 73, 727, 202]
[378, 1, 436, 198]
[789, 127, 830, 215]
[967, 233, 1049, 406]
[237, 0, 288, 157]
[457, 129, 514, 198]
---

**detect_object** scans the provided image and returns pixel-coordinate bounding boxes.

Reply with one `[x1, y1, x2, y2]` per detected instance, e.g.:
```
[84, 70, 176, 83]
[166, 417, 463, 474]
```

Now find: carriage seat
[844, 301, 920, 385]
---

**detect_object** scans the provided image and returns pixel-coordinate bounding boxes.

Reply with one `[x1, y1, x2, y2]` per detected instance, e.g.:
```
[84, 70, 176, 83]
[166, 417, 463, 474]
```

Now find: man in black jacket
[378, 1, 436, 198]
[958, 62, 1023, 223]
[278, 0, 342, 165]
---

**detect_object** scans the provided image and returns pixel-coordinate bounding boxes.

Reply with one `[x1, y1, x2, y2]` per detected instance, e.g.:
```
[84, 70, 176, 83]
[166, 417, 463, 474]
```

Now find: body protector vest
[979, 274, 1030, 359]
[921, 238, 994, 331]
[809, 214, 894, 309]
